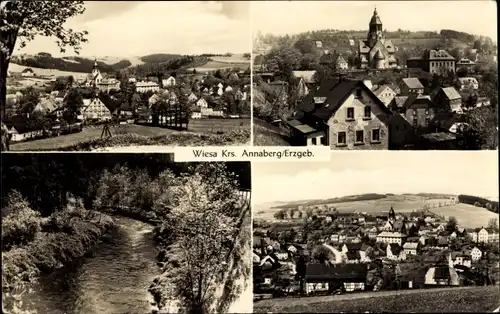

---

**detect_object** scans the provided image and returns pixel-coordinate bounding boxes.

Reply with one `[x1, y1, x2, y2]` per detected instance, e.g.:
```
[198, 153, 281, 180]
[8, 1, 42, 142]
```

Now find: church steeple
[367, 7, 383, 47]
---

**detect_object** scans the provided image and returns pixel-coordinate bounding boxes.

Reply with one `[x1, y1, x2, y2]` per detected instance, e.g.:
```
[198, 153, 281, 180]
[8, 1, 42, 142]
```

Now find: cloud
[16, 1, 250, 57]
[253, 152, 499, 205]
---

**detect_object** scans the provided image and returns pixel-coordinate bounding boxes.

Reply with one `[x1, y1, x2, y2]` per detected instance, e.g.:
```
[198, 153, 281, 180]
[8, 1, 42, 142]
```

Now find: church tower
[367, 7, 383, 47]
[92, 59, 102, 86]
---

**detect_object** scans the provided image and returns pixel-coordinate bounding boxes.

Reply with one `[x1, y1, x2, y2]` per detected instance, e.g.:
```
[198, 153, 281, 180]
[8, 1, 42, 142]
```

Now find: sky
[253, 152, 499, 205]
[15, 1, 251, 58]
[253, 1, 498, 41]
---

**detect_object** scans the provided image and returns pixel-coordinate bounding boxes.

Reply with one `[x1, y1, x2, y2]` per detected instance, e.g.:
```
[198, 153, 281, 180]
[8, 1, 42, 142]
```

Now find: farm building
[305, 263, 367, 294]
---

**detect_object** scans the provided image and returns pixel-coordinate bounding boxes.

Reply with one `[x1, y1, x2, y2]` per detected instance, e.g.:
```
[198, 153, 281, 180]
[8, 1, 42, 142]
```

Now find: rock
[157, 262, 165, 268]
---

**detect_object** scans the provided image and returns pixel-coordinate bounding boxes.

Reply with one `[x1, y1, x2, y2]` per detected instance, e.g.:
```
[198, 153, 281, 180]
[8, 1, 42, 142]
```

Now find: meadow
[253, 123, 292, 146]
[188, 55, 249, 72]
[9, 124, 177, 151]
[429, 203, 499, 228]
[8, 63, 89, 79]
[253, 286, 499, 313]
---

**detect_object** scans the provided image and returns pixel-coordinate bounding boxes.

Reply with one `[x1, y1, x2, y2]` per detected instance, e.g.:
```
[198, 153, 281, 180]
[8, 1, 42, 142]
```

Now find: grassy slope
[254, 286, 500, 313]
[253, 124, 291, 146]
[430, 203, 500, 228]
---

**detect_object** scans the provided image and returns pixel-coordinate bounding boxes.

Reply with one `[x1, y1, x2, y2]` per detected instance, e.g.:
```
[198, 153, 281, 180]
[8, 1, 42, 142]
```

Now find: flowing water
[23, 216, 158, 314]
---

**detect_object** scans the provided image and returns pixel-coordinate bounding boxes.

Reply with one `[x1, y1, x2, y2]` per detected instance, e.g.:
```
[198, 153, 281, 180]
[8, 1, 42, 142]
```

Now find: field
[429, 203, 499, 228]
[188, 55, 249, 72]
[254, 286, 500, 313]
[8, 63, 89, 79]
[255, 194, 454, 220]
[9, 124, 176, 151]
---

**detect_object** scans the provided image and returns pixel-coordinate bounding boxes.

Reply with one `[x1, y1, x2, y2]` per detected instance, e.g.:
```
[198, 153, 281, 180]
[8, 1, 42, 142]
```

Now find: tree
[446, 216, 458, 232]
[1, 1, 88, 121]
[62, 88, 83, 124]
[487, 218, 499, 231]
[157, 169, 244, 313]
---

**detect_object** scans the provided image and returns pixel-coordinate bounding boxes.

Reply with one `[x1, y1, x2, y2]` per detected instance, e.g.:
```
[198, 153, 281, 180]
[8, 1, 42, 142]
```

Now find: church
[358, 8, 398, 69]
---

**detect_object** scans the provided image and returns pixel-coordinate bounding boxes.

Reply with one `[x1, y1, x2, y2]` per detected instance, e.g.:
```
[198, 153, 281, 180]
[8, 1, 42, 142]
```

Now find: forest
[1, 154, 251, 314]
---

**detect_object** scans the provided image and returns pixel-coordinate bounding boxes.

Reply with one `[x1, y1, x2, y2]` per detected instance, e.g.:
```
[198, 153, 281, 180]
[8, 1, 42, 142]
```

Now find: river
[23, 216, 159, 314]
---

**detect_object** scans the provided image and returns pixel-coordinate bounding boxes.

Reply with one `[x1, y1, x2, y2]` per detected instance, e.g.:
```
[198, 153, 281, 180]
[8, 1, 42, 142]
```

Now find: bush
[1, 191, 42, 251]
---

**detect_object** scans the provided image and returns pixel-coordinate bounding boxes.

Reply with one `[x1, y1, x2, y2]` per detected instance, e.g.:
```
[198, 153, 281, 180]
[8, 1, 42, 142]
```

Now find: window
[312, 137, 317, 145]
[337, 132, 347, 145]
[364, 106, 371, 119]
[413, 109, 417, 117]
[346, 107, 354, 120]
[355, 89, 362, 99]
[372, 129, 380, 142]
[355, 130, 364, 143]
[413, 118, 418, 127]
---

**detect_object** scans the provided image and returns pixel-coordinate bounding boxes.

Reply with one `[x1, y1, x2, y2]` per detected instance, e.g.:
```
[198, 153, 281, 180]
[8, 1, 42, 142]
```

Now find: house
[21, 68, 35, 77]
[82, 98, 112, 121]
[403, 242, 418, 255]
[224, 85, 233, 93]
[424, 266, 460, 286]
[456, 57, 476, 69]
[433, 87, 462, 113]
[330, 234, 347, 243]
[292, 71, 317, 89]
[334, 54, 349, 70]
[259, 255, 278, 268]
[470, 247, 482, 261]
[457, 77, 479, 91]
[376, 231, 407, 246]
[357, 8, 398, 69]
[399, 78, 424, 96]
[289, 78, 392, 149]
[386, 243, 406, 261]
[148, 94, 161, 107]
[162, 76, 176, 87]
[191, 107, 202, 119]
[194, 97, 208, 109]
[450, 252, 472, 268]
[392, 94, 435, 130]
[406, 49, 456, 75]
[275, 250, 289, 261]
[372, 84, 396, 106]
[305, 264, 367, 294]
[187, 93, 198, 103]
[32, 98, 58, 115]
[136, 81, 160, 93]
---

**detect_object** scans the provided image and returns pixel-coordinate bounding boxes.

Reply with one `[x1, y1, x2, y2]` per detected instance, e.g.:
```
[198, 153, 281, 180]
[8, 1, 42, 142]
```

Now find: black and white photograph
[1, 1, 251, 152]
[1, 153, 252, 314]
[252, 152, 499, 312]
[252, 1, 498, 150]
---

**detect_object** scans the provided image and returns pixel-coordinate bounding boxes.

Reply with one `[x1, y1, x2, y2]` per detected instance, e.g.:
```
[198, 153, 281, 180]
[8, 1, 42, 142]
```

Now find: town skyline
[253, 1, 497, 42]
[253, 152, 499, 205]
[15, 1, 251, 58]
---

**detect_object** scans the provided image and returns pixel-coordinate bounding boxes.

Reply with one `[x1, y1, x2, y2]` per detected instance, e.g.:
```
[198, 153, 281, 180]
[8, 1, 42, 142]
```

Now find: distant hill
[10, 53, 132, 74]
[256, 28, 496, 62]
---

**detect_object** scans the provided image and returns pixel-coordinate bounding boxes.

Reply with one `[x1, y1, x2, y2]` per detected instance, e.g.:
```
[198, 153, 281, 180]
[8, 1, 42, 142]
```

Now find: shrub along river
[23, 216, 158, 314]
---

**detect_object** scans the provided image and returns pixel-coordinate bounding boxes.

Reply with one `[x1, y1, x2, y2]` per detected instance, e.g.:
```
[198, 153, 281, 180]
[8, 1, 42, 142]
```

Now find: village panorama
[252, 2, 498, 150]
[252, 155, 500, 313]
[1, 1, 251, 151]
